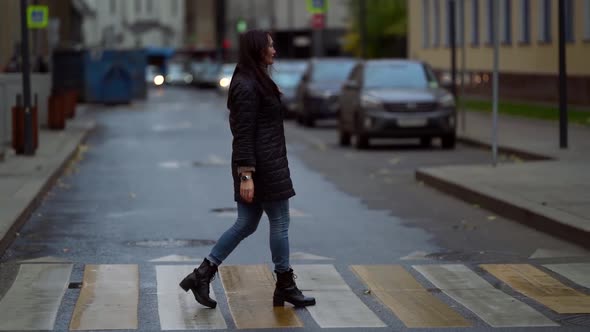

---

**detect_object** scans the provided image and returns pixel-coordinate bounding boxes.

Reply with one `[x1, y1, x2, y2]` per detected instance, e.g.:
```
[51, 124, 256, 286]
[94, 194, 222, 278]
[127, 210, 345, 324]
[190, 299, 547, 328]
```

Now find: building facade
[408, 0, 590, 105]
[225, 0, 352, 59]
[77, 0, 185, 49]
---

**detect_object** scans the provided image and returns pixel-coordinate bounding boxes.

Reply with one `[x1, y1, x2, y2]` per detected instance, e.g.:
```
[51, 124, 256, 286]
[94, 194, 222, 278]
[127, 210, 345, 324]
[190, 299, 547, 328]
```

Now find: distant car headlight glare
[219, 77, 231, 88]
[184, 74, 193, 83]
[154, 75, 164, 86]
[439, 94, 455, 107]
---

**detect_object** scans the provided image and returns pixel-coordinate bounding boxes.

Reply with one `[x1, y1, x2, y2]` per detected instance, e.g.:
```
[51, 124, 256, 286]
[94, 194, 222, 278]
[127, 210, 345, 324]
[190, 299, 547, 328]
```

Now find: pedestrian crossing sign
[27, 5, 49, 29]
[306, 0, 328, 14]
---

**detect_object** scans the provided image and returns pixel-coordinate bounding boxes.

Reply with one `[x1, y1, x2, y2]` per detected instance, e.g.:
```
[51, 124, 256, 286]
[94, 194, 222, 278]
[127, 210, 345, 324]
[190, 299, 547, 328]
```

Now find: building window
[585, 0, 590, 41]
[434, 0, 441, 47]
[423, 0, 431, 48]
[519, 0, 530, 44]
[172, 0, 178, 16]
[445, 0, 452, 46]
[135, 0, 141, 13]
[472, 0, 480, 45]
[147, 0, 153, 14]
[110, 0, 116, 14]
[538, 0, 551, 43]
[486, 0, 495, 44]
[501, 0, 512, 44]
[457, 0, 465, 46]
[565, 0, 574, 42]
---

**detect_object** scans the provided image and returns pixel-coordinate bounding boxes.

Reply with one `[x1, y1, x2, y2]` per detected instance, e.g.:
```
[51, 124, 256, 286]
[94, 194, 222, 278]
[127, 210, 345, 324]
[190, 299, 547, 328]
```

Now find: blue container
[124, 50, 148, 100]
[84, 50, 134, 104]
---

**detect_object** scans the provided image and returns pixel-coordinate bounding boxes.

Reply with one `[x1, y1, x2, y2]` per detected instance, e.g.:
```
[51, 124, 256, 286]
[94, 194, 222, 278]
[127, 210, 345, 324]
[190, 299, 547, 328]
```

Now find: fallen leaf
[63, 248, 70, 253]
[364, 289, 372, 295]
[487, 216, 497, 221]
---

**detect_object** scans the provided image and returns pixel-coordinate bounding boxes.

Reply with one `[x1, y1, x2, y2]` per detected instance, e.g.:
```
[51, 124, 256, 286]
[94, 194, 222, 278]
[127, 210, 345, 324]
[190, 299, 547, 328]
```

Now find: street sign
[311, 14, 325, 29]
[27, 5, 49, 29]
[307, 0, 328, 14]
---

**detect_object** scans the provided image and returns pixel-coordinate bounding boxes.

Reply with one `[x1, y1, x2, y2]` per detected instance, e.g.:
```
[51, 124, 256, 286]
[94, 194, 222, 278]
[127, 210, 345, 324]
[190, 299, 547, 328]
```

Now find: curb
[457, 135, 553, 161]
[0, 125, 95, 256]
[415, 169, 590, 250]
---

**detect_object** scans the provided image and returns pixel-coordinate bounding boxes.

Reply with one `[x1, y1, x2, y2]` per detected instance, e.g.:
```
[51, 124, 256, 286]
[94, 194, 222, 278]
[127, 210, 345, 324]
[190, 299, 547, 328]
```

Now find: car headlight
[219, 77, 231, 88]
[361, 95, 383, 109]
[154, 75, 164, 86]
[184, 74, 193, 83]
[438, 94, 455, 108]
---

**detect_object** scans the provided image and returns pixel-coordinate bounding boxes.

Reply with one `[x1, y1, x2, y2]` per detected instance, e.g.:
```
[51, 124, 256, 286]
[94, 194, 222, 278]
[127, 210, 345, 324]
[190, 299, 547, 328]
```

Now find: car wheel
[441, 134, 456, 149]
[339, 130, 351, 146]
[420, 137, 432, 147]
[304, 115, 315, 127]
[354, 134, 369, 149]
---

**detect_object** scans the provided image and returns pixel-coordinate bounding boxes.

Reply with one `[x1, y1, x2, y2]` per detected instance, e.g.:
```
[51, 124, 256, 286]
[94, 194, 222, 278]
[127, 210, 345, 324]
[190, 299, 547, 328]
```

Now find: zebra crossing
[0, 262, 589, 330]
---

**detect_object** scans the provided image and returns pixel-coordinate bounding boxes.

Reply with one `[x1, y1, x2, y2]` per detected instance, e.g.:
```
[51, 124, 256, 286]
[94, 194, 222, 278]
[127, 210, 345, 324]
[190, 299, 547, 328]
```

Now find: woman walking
[179, 30, 316, 309]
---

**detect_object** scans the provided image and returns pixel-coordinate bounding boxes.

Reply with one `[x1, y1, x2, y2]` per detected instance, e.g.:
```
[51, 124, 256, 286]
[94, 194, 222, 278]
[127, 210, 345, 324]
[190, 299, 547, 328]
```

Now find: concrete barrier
[0, 74, 52, 155]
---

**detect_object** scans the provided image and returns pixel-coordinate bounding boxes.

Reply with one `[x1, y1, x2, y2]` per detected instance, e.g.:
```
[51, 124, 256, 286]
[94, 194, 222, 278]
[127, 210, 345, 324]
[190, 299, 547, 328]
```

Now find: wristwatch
[240, 174, 252, 182]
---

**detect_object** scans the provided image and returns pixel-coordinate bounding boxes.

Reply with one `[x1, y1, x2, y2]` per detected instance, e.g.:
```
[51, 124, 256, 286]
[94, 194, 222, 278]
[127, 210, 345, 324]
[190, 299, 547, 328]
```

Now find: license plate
[397, 118, 427, 127]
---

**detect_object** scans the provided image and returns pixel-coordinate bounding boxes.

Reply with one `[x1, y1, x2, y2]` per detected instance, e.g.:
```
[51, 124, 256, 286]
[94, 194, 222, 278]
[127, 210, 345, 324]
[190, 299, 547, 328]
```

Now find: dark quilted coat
[228, 71, 295, 203]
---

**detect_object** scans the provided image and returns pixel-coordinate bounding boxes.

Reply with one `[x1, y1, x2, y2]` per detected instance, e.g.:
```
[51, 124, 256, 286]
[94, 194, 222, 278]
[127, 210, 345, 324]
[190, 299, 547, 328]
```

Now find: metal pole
[492, 0, 500, 166]
[288, 0, 294, 57]
[359, 0, 367, 58]
[20, 0, 34, 155]
[450, 0, 457, 99]
[558, 0, 568, 148]
[216, 0, 226, 63]
[460, 0, 467, 133]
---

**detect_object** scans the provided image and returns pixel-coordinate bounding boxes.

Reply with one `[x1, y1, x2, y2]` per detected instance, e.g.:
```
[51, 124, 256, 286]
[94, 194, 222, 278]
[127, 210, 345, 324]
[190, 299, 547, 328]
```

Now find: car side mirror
[344, 80, 360, 90]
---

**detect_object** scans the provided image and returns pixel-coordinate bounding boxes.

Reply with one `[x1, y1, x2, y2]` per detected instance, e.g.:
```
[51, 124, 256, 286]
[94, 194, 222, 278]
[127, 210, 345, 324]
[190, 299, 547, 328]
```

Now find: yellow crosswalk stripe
[219, 265, 303, 329]
[481, 264, 590, 314]
[351, 265, 470, 328]
[69, 264, 139, 330]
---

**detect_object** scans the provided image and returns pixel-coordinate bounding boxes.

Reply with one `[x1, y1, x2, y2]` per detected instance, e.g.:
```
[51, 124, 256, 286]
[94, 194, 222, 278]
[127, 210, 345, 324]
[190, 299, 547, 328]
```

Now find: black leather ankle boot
[273, 269, 316, 307]
[179, 258, 218, 308]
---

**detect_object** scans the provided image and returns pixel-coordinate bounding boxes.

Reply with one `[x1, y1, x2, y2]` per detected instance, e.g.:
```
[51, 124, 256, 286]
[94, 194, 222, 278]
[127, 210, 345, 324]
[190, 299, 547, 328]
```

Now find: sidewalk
[0, 116, 95, 254]
[417, 112, 590, 248]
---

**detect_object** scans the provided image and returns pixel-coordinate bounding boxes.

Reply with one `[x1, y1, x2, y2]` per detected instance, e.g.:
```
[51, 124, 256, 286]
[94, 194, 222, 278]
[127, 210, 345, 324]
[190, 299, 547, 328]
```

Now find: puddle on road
[126, 239, 216, 248]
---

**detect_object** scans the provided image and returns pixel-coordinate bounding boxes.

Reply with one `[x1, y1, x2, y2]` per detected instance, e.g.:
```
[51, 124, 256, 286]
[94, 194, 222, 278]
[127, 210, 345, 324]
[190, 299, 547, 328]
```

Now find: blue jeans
[208, 199, 291, 273]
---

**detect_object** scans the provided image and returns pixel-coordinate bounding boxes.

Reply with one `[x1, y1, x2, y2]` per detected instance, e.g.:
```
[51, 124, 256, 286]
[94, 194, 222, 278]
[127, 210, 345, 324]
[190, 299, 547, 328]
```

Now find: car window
[273, 71, 304, 89]
[364, 63, 437, 89]
[311, 61, 355, 82]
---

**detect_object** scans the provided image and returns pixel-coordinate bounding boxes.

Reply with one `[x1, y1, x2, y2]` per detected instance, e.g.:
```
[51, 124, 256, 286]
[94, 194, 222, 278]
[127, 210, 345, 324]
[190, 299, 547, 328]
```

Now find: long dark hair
[229, 30, 280, 104]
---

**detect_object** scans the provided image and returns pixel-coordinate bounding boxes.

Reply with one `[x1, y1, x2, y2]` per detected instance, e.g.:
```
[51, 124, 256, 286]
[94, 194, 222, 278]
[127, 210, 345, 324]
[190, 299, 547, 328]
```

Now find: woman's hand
[240, 176, 255, 203]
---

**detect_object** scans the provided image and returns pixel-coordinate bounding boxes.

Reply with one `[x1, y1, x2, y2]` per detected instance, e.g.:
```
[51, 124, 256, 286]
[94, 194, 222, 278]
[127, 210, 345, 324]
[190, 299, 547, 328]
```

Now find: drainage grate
[127, 239, 216, 248]
[69, 282, 83, 289]
[211, 207, 237, 213]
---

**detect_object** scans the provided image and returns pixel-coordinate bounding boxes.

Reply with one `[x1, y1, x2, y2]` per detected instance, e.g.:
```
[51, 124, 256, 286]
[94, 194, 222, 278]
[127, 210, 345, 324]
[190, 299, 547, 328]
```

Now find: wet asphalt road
[1, 87, 589, 331]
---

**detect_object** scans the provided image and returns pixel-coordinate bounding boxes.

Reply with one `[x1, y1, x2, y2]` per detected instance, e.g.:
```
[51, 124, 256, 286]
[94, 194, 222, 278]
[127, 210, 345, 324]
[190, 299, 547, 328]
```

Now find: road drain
[69, 282, 83, 289]
[127, 239, 216, 248]
[211, 207, 237, 213]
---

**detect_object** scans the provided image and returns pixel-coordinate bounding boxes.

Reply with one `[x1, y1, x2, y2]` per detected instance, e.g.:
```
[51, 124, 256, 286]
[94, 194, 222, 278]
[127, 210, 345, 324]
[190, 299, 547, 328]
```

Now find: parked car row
[147, 56, 457, 149]
[289, 58, 457, 149]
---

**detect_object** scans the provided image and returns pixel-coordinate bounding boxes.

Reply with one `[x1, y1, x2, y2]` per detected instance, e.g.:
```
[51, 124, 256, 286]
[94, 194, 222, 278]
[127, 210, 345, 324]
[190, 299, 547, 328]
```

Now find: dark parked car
[295, 58, 356, 127]
[273, 60, 308, 118]
[338, 59, 456, 149]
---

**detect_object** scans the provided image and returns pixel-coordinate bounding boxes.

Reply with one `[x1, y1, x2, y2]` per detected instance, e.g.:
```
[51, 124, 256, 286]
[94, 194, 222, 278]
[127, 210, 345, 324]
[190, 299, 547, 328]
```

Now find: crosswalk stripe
[544, 263, 590, 289]
[219, 265, 303, 329]
[351, 265, 470, 328]
[0, 264, 72, 331]
[414, 264, 557, 327]
[481, 264, 590, 314]
[69, 264, 139, 330]
[292, 264, 386, 328]
[156, 265, 227, 330]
